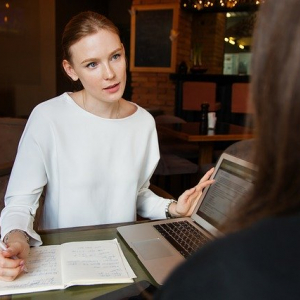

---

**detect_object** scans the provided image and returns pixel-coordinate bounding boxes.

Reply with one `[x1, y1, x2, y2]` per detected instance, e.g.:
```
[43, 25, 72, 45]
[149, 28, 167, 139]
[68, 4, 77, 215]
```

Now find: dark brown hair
[61, 11, 120, 89]
[222, 0, 300, 233]
[62, 11, 120, 64]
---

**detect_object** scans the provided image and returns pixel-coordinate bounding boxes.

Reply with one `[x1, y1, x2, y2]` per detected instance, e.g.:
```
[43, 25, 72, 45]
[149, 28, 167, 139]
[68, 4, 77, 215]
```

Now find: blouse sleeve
[135, 116, 171, 220]
[0, 107, 52, 246]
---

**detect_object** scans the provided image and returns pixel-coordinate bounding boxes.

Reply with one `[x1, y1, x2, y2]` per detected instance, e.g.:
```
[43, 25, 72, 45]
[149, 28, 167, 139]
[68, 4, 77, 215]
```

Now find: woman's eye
[87, 62, 97, 68]
[112, 53, 121, 61]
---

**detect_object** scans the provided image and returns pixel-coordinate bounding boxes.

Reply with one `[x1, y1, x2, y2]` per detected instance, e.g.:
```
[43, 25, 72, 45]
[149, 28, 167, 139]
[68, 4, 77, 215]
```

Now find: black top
[154, 214, 300, 300]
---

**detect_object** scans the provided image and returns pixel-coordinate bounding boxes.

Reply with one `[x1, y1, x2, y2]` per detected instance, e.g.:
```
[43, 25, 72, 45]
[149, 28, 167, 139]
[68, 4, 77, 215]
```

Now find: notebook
[117, 153, 256, 285]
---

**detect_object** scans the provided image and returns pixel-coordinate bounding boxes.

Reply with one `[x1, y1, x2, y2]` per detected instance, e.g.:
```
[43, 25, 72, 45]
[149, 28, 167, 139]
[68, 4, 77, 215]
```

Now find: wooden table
[2, 222, 156, 300]
[157, 122, 254, 166]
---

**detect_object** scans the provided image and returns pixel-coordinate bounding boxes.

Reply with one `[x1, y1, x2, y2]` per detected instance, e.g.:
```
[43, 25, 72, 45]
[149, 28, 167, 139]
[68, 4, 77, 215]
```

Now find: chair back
[155, 115, 199, 161]
[224, 139, 255, 163]
[182, 82, 217, 111]
[231, 83, 253, 114]
[199, 139, 255, 177]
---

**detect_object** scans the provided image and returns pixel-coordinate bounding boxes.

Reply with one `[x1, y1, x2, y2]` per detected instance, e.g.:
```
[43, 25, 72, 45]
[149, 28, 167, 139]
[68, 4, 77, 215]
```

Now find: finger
[182, 187, 196, 197]
[1, 249, 20, 259]
[196, 179, 215, 191]
[0, 253, 23, 269]
[199, 167, 214, 183]
[177, 187, 197, 203]
[4, 241, 29, 260]
[0, 266, 23, 282]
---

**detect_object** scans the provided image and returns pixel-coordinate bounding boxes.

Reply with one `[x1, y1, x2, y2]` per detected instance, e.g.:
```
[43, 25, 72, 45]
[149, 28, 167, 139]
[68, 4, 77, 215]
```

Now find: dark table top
[4, 222, 156, 300]
[157, 122, 254, 142]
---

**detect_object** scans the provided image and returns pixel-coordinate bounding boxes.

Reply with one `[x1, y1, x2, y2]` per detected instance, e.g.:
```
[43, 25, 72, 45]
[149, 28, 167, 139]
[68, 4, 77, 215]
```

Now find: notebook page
[61, 239, 136, 287]
[0, 245, 63, 296]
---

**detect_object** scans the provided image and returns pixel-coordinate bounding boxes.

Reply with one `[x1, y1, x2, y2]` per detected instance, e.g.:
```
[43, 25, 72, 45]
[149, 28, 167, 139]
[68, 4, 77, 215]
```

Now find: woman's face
[63, 29, 126, 104]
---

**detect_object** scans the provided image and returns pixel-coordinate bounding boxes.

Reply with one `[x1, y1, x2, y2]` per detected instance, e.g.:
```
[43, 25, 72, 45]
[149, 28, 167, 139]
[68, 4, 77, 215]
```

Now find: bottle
[200, 103, 209, 134]
[178, 61, 187, 74]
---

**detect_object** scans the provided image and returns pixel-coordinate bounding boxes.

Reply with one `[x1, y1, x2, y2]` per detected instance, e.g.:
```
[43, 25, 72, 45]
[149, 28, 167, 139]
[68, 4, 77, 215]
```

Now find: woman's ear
[62, 60, 79, 81]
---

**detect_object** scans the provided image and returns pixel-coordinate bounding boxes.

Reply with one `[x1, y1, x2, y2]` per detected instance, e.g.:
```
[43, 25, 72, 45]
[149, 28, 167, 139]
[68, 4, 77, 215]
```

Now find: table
[3, 222, 156, 300]
[157, 122, 254, 166]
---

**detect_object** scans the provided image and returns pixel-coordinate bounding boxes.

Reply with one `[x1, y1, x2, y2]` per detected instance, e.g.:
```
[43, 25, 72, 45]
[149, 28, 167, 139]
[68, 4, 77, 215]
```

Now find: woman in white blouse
[0, 11, 214, 281]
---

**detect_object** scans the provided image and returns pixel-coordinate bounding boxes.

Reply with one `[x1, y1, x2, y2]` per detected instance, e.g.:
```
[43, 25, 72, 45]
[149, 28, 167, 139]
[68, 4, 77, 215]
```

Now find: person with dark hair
[154, 0, 300, 298]
[0, 11, 214, 281]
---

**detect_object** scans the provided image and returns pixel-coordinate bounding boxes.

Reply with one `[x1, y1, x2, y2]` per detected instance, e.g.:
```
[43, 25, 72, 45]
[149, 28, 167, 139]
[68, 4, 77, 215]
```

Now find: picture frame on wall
[130, 4, 179, 73]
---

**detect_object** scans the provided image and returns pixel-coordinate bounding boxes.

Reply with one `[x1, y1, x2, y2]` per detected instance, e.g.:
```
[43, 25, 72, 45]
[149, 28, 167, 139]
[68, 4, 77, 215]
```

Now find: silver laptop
[117, 153, 256, 285]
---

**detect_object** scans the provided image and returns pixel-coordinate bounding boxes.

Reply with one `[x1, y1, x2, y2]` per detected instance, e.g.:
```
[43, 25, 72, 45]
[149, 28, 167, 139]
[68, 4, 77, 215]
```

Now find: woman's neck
[71, 90, 121, 119]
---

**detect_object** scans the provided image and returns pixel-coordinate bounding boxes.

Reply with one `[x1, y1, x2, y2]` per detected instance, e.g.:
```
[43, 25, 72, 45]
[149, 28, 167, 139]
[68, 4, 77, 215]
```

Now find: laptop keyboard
[153, 220, 210, 258]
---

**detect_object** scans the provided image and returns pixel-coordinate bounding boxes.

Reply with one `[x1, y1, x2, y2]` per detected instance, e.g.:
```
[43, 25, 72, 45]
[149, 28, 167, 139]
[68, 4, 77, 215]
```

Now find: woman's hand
[169, 168, 215, 218]
[0, 232, 30, 281]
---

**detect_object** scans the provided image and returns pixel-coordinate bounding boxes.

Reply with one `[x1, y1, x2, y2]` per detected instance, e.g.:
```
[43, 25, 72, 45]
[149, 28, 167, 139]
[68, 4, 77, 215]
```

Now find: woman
[155, 0, 300, 299]
[0, 11, 214, 281]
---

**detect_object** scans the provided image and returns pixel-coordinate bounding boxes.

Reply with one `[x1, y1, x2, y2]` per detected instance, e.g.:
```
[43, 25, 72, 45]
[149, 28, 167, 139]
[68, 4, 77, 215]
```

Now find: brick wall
[130, 0, 224, 114]
[131, 0, 187, 114]
[192, 13, 226, 74]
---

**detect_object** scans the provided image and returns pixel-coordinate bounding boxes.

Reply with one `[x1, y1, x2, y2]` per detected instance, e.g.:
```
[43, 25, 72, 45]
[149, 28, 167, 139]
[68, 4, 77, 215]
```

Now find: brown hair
[62, 11, 120, 64]
[222, 0, 300, 233]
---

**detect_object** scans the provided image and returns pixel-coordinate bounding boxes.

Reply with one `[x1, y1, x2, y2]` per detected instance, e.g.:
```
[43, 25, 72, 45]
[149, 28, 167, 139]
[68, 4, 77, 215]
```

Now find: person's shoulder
[29, 93, 73, 121]
[156, 215, 300, 300]
[204, 214, 300, 257]
[174, 214, 300, 278]
[124, 101, 155, 124]
[33, 92, 70, 112]
[26, 93, 71, 126]
[132, 103, 155, 121]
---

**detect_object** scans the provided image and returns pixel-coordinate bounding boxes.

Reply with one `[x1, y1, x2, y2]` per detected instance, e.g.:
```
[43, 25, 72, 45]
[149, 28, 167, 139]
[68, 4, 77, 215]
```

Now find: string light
[224, 36, 246, 51]
[4, 2, 10, 24]
[181, 0, 262, 12]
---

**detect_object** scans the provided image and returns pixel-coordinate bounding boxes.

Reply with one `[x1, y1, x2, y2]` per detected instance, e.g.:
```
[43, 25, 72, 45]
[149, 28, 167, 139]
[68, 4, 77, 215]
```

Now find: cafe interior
[0, 0, 257, 205]
[0, 0, 265, 297]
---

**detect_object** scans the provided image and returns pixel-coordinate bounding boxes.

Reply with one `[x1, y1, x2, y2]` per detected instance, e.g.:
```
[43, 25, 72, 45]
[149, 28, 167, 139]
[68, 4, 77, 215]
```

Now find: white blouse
[0, 93, 168, 246]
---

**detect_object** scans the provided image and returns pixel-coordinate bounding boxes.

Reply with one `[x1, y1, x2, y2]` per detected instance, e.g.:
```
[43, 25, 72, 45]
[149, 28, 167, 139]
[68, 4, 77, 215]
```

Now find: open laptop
[117, 153, 256, 285]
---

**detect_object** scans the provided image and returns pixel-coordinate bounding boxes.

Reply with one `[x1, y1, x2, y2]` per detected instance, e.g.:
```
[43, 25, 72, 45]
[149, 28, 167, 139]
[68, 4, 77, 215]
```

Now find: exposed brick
[130, 0, 183, 114]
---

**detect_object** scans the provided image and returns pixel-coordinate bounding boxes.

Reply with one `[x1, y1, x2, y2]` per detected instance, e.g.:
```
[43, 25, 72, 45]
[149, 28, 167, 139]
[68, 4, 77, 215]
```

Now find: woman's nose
[102, 63, 115, 80]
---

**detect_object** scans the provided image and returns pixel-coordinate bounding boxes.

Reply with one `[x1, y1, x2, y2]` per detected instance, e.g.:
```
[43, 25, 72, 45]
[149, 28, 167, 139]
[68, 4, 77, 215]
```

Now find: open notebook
[117, 153, 256, 285]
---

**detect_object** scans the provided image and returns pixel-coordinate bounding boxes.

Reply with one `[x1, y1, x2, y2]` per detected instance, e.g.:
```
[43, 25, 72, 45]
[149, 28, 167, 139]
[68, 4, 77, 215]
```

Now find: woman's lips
[104, 83, 120, 93]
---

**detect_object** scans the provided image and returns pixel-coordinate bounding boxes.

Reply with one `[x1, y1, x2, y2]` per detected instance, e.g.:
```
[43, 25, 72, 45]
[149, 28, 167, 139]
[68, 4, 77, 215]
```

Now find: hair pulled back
[62, 11, 120, 64]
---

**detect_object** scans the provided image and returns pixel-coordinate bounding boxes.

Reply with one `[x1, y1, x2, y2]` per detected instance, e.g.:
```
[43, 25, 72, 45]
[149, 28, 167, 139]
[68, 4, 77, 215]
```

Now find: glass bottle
[200, 103, 209, 133]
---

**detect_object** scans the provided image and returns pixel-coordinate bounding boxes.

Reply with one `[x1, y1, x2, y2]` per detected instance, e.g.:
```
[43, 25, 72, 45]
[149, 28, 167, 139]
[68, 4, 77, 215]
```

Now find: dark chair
[199, 139, 255, 176]
[230, 83, 254, 127]
[224, 138, 255, 162]
[155, 114, 199, 161]
[153, 115, 199, 195]
[182, 82, 221, 121]
[231, 83, 252, 114]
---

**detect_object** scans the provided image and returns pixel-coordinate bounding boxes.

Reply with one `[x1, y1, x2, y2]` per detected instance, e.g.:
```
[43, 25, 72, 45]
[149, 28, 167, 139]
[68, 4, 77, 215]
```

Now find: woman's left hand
[169, 168, 215, 218]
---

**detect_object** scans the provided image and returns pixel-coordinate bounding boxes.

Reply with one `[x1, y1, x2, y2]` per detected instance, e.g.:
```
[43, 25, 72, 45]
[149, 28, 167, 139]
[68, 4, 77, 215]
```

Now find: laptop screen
[196, 158, 256, 230]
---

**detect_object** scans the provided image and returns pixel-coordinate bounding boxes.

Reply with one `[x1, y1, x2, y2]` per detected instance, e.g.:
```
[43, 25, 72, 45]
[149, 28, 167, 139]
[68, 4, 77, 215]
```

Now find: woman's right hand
[0, 238, 30, 281]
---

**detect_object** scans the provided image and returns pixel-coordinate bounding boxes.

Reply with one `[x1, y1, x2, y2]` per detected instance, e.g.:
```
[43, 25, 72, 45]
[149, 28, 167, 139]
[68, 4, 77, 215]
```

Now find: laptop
[117, 153, 256, 285]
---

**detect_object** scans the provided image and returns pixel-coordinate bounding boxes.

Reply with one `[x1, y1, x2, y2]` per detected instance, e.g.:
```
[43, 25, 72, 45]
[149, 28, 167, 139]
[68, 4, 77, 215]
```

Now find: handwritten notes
[0, 239, 136, 296]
